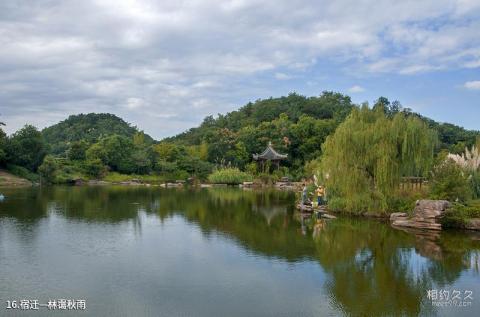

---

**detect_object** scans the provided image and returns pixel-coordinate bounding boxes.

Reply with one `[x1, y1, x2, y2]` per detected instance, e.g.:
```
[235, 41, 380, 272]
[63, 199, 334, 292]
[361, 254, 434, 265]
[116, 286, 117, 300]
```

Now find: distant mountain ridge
[42, 113, 154, 155]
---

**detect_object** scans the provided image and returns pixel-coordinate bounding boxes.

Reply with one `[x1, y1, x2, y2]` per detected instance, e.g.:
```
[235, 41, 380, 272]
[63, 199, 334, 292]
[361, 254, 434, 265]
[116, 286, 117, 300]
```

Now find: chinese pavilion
[253, 142, 288, 172]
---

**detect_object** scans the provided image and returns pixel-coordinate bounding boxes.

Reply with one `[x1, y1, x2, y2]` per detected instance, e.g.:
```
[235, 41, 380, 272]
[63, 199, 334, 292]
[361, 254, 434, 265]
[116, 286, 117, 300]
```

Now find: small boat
[0, 194, 5, 201]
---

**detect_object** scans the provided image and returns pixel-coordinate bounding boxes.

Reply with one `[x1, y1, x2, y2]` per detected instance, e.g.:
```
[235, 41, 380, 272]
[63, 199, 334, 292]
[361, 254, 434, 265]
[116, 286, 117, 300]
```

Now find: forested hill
[167, 92, 353, 145]
[1, 91, 478, 182]
[165, 92, 479, 173]
[42, 113, 154, 155]
[36, 93, 479, 176]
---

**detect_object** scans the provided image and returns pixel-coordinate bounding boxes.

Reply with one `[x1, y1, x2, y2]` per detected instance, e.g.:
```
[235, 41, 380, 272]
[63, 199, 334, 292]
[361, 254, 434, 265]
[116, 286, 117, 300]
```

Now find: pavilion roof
[253, 142, 288, 161]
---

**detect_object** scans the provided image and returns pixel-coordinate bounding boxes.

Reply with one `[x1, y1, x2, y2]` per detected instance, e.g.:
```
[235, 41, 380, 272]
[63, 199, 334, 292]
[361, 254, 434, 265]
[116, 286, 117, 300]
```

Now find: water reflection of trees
[1, 186, 479, 316]
[153, 188, 479, 316]
[0, 186, 159, 223]
[312, 220, 428, 316]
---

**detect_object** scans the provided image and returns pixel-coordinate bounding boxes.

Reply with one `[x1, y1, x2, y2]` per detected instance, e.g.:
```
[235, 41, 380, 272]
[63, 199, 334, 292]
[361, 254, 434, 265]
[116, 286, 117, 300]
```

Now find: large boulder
[413, 200, 450, 217]
[391, 200, 450, 231]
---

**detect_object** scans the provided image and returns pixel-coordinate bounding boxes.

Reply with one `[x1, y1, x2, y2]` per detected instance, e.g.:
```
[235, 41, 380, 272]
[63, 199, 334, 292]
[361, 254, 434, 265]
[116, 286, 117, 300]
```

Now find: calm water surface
[0, 186, 479, 316]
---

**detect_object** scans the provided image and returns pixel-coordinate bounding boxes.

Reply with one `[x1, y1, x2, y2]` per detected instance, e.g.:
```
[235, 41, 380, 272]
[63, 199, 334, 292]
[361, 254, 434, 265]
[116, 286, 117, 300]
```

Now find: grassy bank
[103, 172, 168, 184]
[0, 169, 32, 187]
[442, 200, 480, 228]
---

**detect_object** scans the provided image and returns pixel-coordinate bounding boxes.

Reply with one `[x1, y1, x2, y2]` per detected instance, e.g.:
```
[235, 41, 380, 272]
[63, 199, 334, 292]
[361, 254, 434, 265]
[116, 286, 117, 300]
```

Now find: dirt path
[0, 170, 32, 187]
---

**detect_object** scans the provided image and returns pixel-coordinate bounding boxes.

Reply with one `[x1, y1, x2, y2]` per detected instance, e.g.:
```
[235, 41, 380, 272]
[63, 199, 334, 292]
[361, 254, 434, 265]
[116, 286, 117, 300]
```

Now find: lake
[0, 186, 479, 316]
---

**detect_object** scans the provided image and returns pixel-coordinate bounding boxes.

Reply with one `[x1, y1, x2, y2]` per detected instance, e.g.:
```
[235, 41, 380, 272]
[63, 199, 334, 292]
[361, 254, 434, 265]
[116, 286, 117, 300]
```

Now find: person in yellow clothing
[316, 185, 325, 206]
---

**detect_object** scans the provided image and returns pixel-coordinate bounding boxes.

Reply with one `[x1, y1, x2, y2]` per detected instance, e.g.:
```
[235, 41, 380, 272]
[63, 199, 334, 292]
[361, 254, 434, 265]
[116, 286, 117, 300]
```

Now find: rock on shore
[465, 218, 480, 230]
[390, 200, 450, 231]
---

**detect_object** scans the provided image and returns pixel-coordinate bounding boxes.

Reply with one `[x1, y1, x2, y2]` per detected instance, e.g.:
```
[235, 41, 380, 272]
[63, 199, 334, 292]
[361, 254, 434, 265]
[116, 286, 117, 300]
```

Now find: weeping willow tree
[320, 105, 438, 213]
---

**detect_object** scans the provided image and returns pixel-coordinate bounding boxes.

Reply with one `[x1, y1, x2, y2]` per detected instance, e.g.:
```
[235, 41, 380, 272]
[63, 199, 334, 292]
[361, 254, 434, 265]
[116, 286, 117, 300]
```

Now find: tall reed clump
[445, 141, 480, 199]
[447, 144, 480, 172]
[208, 167, 253, 185]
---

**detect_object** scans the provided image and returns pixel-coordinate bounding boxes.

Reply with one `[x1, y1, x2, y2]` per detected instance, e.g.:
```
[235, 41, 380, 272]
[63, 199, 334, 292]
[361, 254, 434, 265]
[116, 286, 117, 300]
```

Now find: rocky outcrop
[119, 179, 142, 185]
[275, 178, 294, 190]
[88, 180, 110, 186]
[390, 212, 408, 221]
[296, 203, 314, 213]
[390, 200, 450, 231]
[166, 182, 183, 187]
[465, 218, 480, 230]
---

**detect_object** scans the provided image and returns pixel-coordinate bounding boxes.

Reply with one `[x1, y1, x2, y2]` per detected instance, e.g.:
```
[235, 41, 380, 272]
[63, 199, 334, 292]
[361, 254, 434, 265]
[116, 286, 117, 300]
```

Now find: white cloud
[0, 0, 479, 137]
[274, 72, 291, 80]
[348, 85, 365, 93]
[464, 81, 480, 90]
[125, 97, 145, 109]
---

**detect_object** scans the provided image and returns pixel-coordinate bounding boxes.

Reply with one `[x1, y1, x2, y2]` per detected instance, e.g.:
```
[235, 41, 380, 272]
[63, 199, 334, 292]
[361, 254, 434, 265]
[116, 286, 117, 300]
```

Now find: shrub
[430, 159, 472, 202]
[154, 160, 178, 174]
[84, 158, 107, 178]
[257, 172, 279, 185]
[441, 200, 480, 228]
[469, 172, 480, 199]
[387, 187, 428, 213]
[446, 143, 480, 199]
[177, 156, 213, 180]
[6, 164, 40, 182]
[67, 140, 88, 161]
[38, 155, 59, 183]
[208, 168, 253, 185]
[245, 162, 257, 175]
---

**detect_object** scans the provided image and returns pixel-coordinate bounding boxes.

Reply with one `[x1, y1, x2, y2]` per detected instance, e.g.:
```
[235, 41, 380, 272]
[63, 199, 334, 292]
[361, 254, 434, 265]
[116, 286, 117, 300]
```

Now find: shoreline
[2, 175, 479, 232]
[0, 170, 33, 187]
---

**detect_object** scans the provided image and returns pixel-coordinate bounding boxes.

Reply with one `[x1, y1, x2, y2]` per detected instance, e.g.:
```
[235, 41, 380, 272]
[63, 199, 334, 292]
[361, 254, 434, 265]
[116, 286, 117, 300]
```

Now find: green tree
[86, 135, 135, 173]
[6, 125, 47, 171]
[84, 158, 107, 178]
[42, 113, 154, 156]
[86, 142, 107, 162]
[207, 128, 238, 164]
[38, 155, 59, 183]
[131, 149, 151, 174]
[430, 160, 472, 202]
[0, 121, 6, 165]
[321, 106, 438, 213]
[154, 159, 178, 174]
[67, 140, 88, 161]
[152, 142, 181, 162]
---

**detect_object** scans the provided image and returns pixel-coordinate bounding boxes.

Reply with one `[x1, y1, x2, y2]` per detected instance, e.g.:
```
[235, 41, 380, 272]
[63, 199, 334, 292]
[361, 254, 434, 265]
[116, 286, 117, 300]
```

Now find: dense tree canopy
[42, 113, 154, 155]
[0, 121, 6, 165]
[320, 105, 438, 213]
[6, 125, 47, 171]
[1, 92, 478, 188]
[168, 92, 478, 177]
[168, 92, 355, 176]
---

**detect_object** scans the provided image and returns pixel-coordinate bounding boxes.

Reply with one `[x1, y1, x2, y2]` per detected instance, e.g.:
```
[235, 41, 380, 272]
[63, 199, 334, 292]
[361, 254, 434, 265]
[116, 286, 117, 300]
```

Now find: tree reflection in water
[1, 186, 479, 316]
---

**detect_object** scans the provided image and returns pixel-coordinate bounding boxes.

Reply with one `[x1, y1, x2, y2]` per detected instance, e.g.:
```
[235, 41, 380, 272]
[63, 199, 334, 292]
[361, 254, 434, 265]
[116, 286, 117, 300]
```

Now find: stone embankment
[390, 200, 450, 231]
[390, 199, 480, 231]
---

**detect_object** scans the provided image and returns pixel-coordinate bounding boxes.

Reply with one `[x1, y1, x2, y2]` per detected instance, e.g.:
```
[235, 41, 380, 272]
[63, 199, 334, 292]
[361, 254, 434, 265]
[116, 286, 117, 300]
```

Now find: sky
[0, 0, 479, 139]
